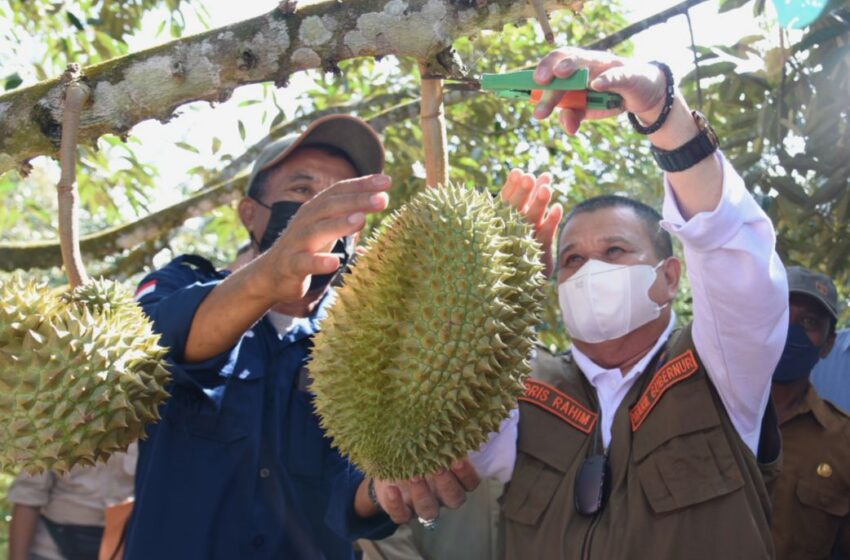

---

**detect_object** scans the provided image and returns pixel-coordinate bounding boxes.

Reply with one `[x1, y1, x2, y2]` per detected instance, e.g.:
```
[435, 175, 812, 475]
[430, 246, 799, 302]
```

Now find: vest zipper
[579, 510, 603, 560]
[577, 440, 608, 560]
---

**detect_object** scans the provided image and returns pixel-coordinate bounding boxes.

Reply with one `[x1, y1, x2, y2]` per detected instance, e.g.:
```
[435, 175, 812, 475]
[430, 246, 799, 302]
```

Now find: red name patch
[518, 379, 598, 434]
[629, 350, 699, 431]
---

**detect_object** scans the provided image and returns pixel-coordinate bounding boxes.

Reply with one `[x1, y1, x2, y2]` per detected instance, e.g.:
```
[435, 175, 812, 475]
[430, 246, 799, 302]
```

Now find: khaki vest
[503, 325, 780, 560]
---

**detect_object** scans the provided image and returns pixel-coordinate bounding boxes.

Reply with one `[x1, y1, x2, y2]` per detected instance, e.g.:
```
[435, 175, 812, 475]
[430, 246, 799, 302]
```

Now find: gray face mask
[252, 199, 354, 292]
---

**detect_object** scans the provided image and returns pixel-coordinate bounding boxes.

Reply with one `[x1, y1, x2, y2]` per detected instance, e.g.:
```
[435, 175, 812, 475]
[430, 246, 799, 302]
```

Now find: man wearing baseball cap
[771, 265, 850, 559]
[126, 115, 479, 559]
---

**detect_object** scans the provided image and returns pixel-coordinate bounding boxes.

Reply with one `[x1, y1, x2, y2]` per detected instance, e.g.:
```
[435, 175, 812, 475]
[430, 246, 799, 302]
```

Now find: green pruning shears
[447, 68, 623, 111]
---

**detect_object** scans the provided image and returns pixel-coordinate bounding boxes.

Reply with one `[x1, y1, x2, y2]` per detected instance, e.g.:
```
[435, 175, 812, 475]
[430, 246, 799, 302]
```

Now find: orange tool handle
[530, 89, 588, 109]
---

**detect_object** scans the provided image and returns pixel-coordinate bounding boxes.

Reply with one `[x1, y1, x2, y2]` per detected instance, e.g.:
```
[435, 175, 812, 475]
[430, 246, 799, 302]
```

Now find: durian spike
[57, 63, 91, 289]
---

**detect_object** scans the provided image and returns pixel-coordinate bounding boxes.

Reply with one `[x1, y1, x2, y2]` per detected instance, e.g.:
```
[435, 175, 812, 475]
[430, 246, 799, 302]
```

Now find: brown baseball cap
[787, 265, 840, 320]
[246, 114, 384, 198]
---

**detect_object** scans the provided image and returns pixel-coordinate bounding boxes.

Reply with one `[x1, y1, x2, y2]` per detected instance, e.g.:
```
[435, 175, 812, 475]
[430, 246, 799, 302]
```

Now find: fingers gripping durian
[310, 183, 545, 480]
[0, 276, 170, 474]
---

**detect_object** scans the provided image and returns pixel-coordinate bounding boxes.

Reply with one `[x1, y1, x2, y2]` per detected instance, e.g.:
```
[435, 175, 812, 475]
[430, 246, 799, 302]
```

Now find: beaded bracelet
[627, 61, 675, 135]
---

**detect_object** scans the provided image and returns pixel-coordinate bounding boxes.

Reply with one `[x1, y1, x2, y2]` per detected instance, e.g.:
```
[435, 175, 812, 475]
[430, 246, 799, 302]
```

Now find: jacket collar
[795, 384, 844, 431]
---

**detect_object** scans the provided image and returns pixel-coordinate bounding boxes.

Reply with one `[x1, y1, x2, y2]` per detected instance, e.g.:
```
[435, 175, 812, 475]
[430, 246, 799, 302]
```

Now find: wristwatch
[650, 111, 720, 172]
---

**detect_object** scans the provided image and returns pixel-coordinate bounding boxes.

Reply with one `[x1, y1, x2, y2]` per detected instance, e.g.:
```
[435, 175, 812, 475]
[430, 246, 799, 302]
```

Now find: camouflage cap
[787, 265, 840, 320]
[246, 114, 384, 198]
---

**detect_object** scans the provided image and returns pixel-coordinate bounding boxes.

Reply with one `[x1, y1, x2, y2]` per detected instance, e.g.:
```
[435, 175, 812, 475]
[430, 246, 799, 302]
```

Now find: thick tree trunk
[0, 0, 581, 176]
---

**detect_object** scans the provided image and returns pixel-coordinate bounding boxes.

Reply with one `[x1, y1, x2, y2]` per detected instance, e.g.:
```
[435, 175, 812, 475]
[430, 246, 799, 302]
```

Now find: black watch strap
[650, 112, 719, 172]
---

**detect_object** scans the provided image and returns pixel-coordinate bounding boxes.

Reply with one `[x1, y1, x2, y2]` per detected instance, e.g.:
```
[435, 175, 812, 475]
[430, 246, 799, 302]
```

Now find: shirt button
[259, 468, 271, 478]
[252, 535, 264, 548]
[817, 462, 833, 478]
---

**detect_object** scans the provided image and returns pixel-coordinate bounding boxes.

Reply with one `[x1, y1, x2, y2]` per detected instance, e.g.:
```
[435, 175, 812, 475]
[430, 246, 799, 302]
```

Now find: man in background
[770, 266, 850, 559]
[7, 445, 136, 560]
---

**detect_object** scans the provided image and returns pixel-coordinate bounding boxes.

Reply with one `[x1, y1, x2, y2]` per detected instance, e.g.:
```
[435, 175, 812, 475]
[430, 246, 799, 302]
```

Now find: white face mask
[558, 259, 668, 343]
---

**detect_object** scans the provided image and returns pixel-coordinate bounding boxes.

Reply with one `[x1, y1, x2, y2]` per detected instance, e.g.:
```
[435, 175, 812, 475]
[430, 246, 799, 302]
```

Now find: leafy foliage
[680, 0, 850, 321]
[0, 1, 688, 352]
[0, 472, 9, 558]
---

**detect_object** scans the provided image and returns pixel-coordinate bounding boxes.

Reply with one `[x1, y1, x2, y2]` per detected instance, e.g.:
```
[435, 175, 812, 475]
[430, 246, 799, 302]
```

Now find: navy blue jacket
[125, 255, 395, 559]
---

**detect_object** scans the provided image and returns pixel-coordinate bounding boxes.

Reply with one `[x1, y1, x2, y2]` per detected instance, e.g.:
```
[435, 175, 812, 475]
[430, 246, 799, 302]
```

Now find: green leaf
[4, 73, 22, 90]
[770, 176, 809, 205]
[238, 120, 246, 141]
[211, 137, 221, 155]
[95, 31, 121, 58]
[175, 141, 200, 154]
[66, 11, 85, 31]
[718, 0, 752, 13]
[238, 99, 261, 107]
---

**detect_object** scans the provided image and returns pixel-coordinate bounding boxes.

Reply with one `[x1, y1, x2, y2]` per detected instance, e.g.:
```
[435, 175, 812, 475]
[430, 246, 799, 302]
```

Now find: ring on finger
[417, 516, 439, 531]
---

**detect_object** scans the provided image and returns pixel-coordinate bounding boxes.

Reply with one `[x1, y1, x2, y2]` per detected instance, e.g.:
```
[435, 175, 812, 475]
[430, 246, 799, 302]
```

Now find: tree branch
[419, 67, 449, 187]
[0, 0, 580, 176]
[586, 0, 711, 51]
[0, 0, 706, 271]
[217, 91, 417, 184]
[0, 91, 480, 271]
[56, 66, 92, 288]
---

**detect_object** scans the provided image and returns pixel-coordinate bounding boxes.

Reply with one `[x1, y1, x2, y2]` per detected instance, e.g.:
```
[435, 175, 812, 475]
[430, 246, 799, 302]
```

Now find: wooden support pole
[419, 65, 449, 188]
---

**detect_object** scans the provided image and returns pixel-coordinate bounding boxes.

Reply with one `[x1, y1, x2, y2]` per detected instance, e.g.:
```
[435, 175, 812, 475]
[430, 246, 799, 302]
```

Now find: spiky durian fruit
[310, 183, 546, 480]
[0, 275, 170, 474]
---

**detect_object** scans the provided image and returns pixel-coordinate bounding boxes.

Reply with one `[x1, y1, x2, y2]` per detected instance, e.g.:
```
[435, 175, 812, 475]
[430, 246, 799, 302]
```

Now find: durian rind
[0, 275, 170, 474]
[310, 183, 545, 480]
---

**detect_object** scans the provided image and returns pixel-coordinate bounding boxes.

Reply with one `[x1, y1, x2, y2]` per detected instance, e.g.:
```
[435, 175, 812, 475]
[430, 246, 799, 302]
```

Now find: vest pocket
[502, 453, 565, 525]
[636, 427, 744, 513]
[796, 477, 850, 516]
[793, 477, 849, 556]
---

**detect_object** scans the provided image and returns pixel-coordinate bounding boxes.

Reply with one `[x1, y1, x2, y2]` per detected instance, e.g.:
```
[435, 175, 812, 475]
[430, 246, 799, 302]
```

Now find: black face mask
[772, 324, 823, 384]
[252, 199, 354, 292]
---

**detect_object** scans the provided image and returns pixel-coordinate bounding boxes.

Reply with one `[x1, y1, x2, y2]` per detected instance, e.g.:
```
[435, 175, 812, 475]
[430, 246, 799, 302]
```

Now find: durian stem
[57, 65, 91, 289]
[530, 0, 555, 43]
[419, 65, 449, 188]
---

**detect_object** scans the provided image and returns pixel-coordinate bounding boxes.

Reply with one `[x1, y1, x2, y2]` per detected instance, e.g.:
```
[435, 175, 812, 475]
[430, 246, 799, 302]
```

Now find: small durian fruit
[0, 274, 170, 474]
[310, 183, 545, 480]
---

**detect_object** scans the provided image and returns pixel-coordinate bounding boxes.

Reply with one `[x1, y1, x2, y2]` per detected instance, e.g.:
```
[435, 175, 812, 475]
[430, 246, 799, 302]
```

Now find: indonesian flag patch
[134, 280, 157, 301]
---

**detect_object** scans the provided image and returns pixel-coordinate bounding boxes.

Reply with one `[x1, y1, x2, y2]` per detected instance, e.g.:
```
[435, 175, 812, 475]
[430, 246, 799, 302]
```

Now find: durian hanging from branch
[0, 64, 172, 475]
[310, 183, 546, 480]
[311, 45, 546, 479]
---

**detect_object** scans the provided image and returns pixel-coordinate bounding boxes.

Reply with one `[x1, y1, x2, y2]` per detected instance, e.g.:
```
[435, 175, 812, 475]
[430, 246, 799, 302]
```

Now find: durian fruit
[310, 183, 546, 480]
[0, 275, 170, 474]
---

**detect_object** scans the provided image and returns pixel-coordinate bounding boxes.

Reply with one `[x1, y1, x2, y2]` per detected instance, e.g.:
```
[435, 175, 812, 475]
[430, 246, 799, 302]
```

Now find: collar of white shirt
[572, 312, 677, 387]
[571, 313, 677, 449]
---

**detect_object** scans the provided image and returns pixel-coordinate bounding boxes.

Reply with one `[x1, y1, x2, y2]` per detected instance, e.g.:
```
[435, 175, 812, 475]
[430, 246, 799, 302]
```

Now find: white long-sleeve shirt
[470, 152, 789, 483]
[8, 444, 137, 560]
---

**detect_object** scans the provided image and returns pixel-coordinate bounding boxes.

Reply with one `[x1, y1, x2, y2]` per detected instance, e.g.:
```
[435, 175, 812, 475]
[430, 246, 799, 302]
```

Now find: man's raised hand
[258, 174, 391, 303]
[501, 169, 563, 277]
[532, 47, 668, 135]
